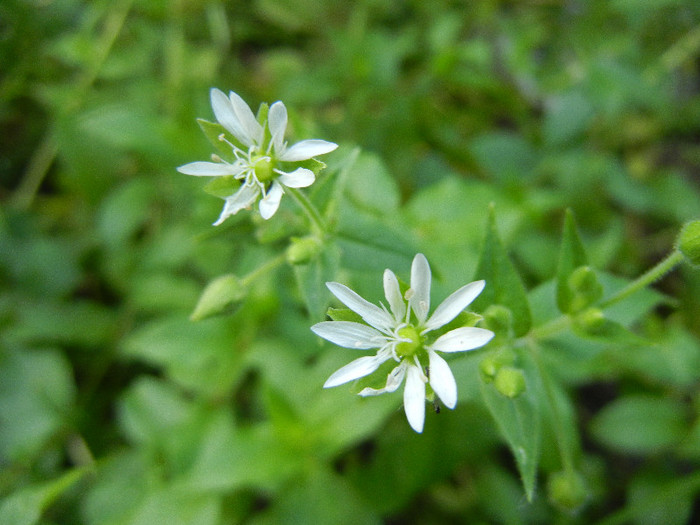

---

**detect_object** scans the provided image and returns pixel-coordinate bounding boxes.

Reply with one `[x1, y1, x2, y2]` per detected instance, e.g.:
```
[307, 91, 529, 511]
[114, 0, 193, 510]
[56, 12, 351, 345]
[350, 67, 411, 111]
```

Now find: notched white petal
[410, 253, 431, 324]
[280, 139, 338, 162]
[210, 88, 250, 146]
[228, 90, 263, 146]
[404, 365, 426, 433]
[259, 181, 284, 219]
[277, 167, 315, 188]
[323, 354, 389, 388]
[428, 351, 457, 409]
[383, 269, 406, 322]
[424, 280, 486, 332]
[177, 161, 240, 176]
[311, 321, 386, 349]
[268, 101, 288, 154]
[430, 327, 494, 353]
[213, 184, 260, 226]
[326, 282, 395, 332]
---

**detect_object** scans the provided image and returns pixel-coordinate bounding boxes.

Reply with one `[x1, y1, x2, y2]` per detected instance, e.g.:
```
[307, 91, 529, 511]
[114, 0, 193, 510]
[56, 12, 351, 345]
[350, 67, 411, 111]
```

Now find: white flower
[312, 253, 494, 433]
[177, 88, 338, 224]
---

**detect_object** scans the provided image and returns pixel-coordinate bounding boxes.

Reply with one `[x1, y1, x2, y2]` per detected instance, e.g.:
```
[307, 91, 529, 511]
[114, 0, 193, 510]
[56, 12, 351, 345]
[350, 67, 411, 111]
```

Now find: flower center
[253, 156, 274, 182]
[395, 325, 422, 358]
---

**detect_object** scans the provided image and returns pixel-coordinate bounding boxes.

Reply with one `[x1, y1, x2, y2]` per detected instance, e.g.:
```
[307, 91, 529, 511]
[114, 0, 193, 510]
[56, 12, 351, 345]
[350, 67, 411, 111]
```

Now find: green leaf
[342, 152, 400, 216]
[325, 307, 363, 323]
[0, 469, 87, 525]
[184, 413, 305, 493]
[591, 395, 688, 454]
[556, 209, 589, 313]
[0, 348, 76, 462]
[472, 207, 532, 336]
[128, 488, 221, 525]
[480, 378, 540, 501]
[293, 243, 340, 320]
[254, 466, 381, 525]
[196, 118, 239, 159]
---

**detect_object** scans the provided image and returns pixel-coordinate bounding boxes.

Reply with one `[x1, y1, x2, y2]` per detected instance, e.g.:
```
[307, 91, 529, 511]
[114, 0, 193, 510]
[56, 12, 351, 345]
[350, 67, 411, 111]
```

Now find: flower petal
[277, 167, 315, 188]
[228, 90, 264, 146]
[268, 101, 287, 154]
[176, 161, 241, 176]
[404, 364, 426, 433]
[383, 269, 406, 322]
[323, 354, 390, 388]
[279, 139, 338, 162]
[210, 88, 253, 147]
[326, 282, 395, 333]
[424, 280, 486, 332]
[259, 181, 284, 220]
[213, 184, 260, 226]
[311, 321, 386, 349]
[428, 350, 457, 409]
[409, 253, 431, 324]
[358, 362, 406, 396]
[429, 327, 494, 353]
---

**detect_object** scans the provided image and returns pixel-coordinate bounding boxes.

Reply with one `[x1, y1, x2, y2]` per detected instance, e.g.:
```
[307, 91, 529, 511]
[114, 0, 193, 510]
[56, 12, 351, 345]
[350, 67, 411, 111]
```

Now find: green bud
[547, 470, 588, 512]
[677, 220, 700, 267]
[494, 367, 526, 398]
[190, 274, 247, 321]
[482, 304, 513, 335]
[567, 266, 603, 313]
[479, 349, 515, 383]
[286, 236, 322, 265]
[573, 307, 606, 334]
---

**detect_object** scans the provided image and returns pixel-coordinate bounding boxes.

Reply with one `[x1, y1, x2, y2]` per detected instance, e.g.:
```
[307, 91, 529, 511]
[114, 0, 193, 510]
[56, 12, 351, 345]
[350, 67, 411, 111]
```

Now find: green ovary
[254, 157, 274, 182]
[396, 325, 422, 357]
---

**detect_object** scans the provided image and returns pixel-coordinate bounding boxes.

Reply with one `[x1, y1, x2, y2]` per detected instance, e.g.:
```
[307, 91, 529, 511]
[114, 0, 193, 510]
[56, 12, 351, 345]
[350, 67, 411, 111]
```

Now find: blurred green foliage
[2, 0, 700, 523]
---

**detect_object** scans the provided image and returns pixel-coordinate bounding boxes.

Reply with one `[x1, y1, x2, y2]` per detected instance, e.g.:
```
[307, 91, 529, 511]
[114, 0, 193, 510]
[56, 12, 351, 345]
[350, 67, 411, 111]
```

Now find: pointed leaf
[556, 210, 589, 313]
[196, 118, 240, 160]
[472, 206, 531, 336]
[481, 378, 540, 501]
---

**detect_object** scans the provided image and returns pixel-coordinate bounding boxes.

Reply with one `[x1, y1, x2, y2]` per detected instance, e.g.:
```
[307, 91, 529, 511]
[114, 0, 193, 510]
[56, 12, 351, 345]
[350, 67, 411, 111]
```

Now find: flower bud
[190, 274, 247, 321]
[573, 307, 606, 335]
[494, 367, 526, 398]
[479, 349, 515, 383]
[547, 470, 588, 512]
[567, 266, 603, 312]
[482, 304, 513, 336]
[286, 236, 322, 265]
[677, 220, 700, 267]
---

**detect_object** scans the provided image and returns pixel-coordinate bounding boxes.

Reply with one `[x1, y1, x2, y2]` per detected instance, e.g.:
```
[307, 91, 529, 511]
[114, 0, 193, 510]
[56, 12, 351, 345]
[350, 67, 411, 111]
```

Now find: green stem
[527, 314, 570, 341]
[599, 250, 683, 309]
[241, 253, 287, 287]
[285, 187, 327, 235]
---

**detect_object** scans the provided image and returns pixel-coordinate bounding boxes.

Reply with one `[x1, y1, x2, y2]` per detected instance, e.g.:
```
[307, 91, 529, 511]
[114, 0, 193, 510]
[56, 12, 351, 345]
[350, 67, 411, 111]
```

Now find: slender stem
[527, 314, 570, 341]
[285, 187, 327, 235]
[599, 250, 684, 309]
[241, 253, 287, 287]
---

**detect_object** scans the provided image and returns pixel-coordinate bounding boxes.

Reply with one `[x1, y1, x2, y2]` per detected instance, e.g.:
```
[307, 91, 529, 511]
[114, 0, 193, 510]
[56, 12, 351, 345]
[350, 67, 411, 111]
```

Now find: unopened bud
[677, 220, 700, 267]
[567, 266, 603, 312]
[479, 349, 515, 383]
[286, 236, 322, 265]
[482, 304, 513, 335]
[190, 274, 247, 321]
[494, 367, 526, 398]
[547, 470, 588, 511]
